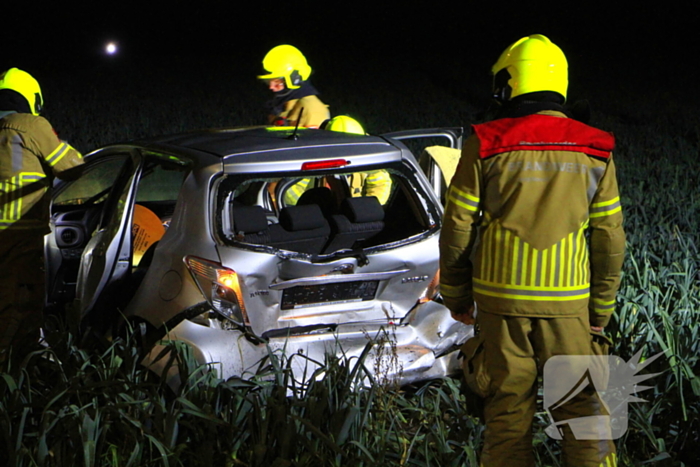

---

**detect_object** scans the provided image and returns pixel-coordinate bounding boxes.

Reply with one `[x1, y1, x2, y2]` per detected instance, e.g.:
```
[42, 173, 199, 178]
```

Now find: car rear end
[136, 128, 471, 385]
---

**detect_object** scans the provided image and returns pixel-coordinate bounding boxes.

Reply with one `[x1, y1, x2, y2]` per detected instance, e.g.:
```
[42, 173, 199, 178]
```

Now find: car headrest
[232, 205, 268, 233]
[341, 196, 384, 223]
[280, 204, 326, 231]
[297, 186, 335, 217]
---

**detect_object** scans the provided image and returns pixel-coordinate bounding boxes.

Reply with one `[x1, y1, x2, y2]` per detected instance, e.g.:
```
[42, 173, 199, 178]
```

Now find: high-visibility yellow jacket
[269, 94, 330, 128]
[348, 170, 392, 204]
[439, 110, 625, 327]
[0, 112, 83, 232]
[283, 170, 393, 207]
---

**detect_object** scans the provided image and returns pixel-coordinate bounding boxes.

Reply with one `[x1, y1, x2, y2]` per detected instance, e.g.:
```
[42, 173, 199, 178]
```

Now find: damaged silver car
[45, 126, 471, 386]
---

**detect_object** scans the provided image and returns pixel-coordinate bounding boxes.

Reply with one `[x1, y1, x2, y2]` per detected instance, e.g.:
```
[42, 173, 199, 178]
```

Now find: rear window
[215, 162, 440, 257]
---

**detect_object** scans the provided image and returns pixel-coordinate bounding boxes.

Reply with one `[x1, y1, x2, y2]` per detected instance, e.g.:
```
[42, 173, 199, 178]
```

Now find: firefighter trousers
[0, 229, 44, 364]
[476, 309, 616, 467]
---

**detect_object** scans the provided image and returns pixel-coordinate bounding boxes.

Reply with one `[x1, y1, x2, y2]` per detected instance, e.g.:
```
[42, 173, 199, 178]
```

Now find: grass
[2, 56, 700, 465]
[1, 324, 484, 466]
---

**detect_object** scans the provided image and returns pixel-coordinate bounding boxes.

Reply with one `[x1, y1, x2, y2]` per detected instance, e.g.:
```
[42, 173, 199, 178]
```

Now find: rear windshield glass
[215, 162, 439, 257]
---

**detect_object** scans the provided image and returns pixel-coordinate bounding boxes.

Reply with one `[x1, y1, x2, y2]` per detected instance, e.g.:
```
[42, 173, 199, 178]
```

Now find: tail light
[301, 159, 349, 170]
[184, 255, 249, 326]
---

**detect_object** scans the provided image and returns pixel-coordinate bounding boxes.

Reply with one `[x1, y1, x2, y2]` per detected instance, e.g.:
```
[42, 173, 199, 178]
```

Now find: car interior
[218, 165, 439, 258]
[47, 154, 190, 314]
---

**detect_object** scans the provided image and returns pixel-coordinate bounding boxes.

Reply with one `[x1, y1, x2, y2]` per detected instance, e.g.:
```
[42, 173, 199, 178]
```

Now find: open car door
[382, 127, 463, 204]
[47, 152, 131, 315]
[75, 149, 142, 321]
[70, 148, 192, 333]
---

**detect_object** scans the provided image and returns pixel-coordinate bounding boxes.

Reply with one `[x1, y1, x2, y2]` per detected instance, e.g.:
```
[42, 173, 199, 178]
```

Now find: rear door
[47, 152, 130, 313]
[75, 150, 192, 322]
[382, 127, 464, 204]
[75, 149, 142, 319]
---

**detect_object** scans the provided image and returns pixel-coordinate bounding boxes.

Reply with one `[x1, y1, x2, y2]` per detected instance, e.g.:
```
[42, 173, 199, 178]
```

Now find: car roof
[84, 127, 407, 175]
[138, 126, 398, 160]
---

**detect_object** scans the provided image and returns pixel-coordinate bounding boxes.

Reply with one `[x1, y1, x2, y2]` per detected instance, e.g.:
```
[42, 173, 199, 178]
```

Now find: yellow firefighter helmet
[491, 34, 568, 102]
[323, 115, 365, 135]
[257, 45, 312, 90]
[0, 68, 43, 115]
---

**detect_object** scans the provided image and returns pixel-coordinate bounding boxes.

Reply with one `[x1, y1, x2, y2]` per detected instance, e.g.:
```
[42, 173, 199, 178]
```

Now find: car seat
[323, 196, 385, 253]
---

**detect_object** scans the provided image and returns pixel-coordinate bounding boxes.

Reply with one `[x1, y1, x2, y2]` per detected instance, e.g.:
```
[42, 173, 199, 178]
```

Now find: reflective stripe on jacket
[440, 111, 625, 327]
[1, 113, 83, 231]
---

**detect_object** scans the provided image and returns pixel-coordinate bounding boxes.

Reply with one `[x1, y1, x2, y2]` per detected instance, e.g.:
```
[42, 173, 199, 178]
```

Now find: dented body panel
[47, 126, 471, 386]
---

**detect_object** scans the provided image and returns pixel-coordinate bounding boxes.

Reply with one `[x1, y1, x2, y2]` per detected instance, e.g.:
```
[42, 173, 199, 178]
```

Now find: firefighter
[283, 116, 392, 206]
[324, 115, 391, 204]
[439, 35, 624, 466]
[0, 68, 84, 364]
[258, 44, 330, 128]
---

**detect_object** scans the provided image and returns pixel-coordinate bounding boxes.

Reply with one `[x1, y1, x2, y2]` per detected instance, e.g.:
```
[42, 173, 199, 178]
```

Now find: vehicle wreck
[45, 126, 471, 387]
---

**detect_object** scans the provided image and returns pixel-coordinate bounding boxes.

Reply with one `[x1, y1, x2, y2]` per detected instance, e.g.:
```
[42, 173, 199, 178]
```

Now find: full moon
[105, 42, 118, 55]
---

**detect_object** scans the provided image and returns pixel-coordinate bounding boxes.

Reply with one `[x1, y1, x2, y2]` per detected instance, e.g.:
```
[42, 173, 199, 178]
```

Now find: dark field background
[2, 2, 700, 465]
[4, 1, 696, 152]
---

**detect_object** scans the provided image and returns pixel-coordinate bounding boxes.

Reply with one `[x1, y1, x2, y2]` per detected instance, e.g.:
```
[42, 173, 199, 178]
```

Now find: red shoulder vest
[472, 114, 615, 160]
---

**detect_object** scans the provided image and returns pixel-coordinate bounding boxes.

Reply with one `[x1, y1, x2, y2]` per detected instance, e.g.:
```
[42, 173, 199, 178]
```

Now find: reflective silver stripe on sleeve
[11, 134, 23, 174]
[46, 142, 69, 166]
[590, 197, 622, 218]
[592, 298, 616, 313]
[447, 186, 479, 212]
[587, 166, 605, 203]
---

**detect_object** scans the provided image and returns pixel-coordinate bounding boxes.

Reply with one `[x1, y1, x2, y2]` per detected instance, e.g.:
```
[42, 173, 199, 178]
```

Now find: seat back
[323, 196, 385, 253]
[297, 186, 336, 217]
[268, 204, 330, 254]
[230, 205, 271, 244]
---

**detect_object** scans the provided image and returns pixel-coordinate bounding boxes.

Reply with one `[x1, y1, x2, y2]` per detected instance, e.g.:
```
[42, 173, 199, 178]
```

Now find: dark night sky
[2, 2, 696, 111]
[5, 3, 694, 65]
